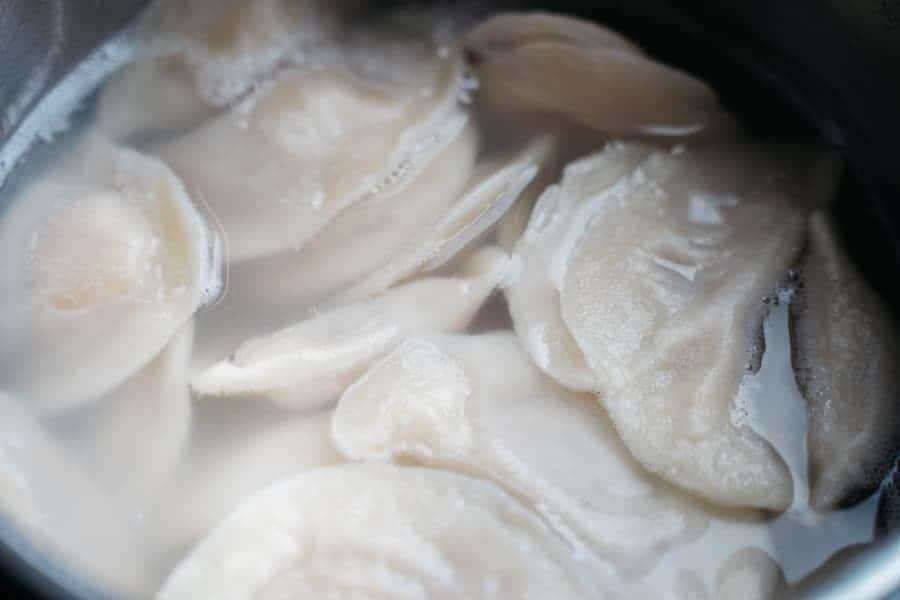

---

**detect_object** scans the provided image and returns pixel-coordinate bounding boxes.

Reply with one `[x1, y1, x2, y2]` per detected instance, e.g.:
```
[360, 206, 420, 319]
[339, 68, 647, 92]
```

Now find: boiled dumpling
[0, 392, 150, 597]
[146, 409, 342, 559]
[333, 331, 776, 596]
[330, 134, 552, 305]
[97, 0, 350, 138]
[797, 211, 900, 510]
[508, 141, 838, 509]
[0, 133, 216, 414]
[157, 464, 601, 599]
[506, 142, 653, 392]
[192, 247, 510, 411]
[333, 332, 712, 573]
[463, 12, 737, 140]
[46, 325, 194, 506]
[187, 117, 476, 371]
[156, 41, 469, 262]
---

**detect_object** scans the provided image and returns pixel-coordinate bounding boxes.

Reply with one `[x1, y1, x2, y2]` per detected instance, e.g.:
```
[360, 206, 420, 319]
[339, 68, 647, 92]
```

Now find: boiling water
[0, 3, 897, 599]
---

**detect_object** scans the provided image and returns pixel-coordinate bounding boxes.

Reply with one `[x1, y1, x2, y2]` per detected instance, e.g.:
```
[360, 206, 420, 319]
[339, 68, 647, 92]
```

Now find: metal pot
[0, 1, 898, 598]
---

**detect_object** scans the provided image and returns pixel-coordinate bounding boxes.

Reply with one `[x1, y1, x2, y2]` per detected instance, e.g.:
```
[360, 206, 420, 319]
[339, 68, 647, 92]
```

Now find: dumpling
[97, 0, 350, 138]
[157, 464, 601, 600]
[330, 134, 552, 305]
[796, 211, 900, 510]
[146, 409, 342, 559]
[333, 331, 777, 595]
[156, 42, 469, 262]
[463, 12, 737, 140]
[506, 142, 652, 392]
[46, 324, 194, 506]
[333, 332, 711, 573]
[0, 392, 150, 597]
[191, 247, 510, 411]
[187, 117, 476, 371]
[508, 141, 837, 509]
[0, 133, 217, 414]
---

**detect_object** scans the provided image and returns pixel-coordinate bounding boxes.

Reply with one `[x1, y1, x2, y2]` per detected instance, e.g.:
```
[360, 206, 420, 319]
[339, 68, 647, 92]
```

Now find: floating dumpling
[213, 118, 478, 314]
[47, 325, 194, 505]
[506, 142, 652, 392]
[0, 392, 150, 597]
[333, 332, 711, 573]
[98, 0, 350, 138]
[796, 211, 900, 510]
[187, 118, 477, 371]
[0, 134, 217, 414]
[146, 409, 342, 558]
[463, 12, 737, 140]
[508, 141, 838, 509]
[157, 464, 600, 599]
[156, 41, 469, 262]
[192, 247, 510, 411]
[330, 134, 552, 305]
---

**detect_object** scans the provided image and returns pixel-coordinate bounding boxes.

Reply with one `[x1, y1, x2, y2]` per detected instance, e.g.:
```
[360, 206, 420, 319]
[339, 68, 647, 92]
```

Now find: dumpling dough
[156, 44, 468, 262]
[508, 141, 836, 509]
[191, 247, 510, 411]
[506, 142, 651, 392]
[187, 117, 476, 372]
[146, 409, 342, 559]
[333, 332, 708, 573]
[463, 12, 737, 140]
[0, 133, 216, 414]
[562, 144, 839, 509]
[215, 118, 478, 312]
[157, 464, 599, 600]
[0, 392, 150, 597]
[330, 134, 552, 305]
[46, 325, 194, 506]
[797, 211, 900, 510]
[98, 0, 350, 138]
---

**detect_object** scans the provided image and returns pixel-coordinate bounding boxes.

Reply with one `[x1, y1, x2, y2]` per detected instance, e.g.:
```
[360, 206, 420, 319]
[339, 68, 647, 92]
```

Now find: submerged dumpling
[98, 0, 350, 138]
[157, 464, 600, 600]
[330, 134, 552, 305]
[0, 392, 150, 597]
[508, 141, 837, 509]
[463, 12, 736, 140]
[0, 134, 216, 414]
[333, 332, 710, 573]
[797, 211, 900, 510]
[47, 325, 194, 506]
[218, 119, 479, 312]
[147, 409, 342, 558]
[156, 41, 468, 262]
[192, 247, 510, 411]
[187, 119, 477, 371]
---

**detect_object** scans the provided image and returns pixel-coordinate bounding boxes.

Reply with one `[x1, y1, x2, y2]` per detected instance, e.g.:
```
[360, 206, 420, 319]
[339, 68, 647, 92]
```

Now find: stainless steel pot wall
[0, 1, 898, 598]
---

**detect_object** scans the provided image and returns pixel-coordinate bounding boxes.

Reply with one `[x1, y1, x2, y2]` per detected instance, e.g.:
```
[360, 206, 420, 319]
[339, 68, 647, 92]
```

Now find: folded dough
[156, 45, 468, 262]
[797, 211, 900, 510]
[463, 12, 737, 140]
[333, 332, 711, 573]
[46, 324, 194, 507]
[157, 464, 600, 599]
[192, 247, 510, 411]
[0, 133, 216, 414]
[508, 141, 837, 509]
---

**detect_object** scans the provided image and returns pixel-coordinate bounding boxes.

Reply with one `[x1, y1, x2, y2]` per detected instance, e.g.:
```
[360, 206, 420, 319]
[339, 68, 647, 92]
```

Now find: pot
[0, 1, 898, 598]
